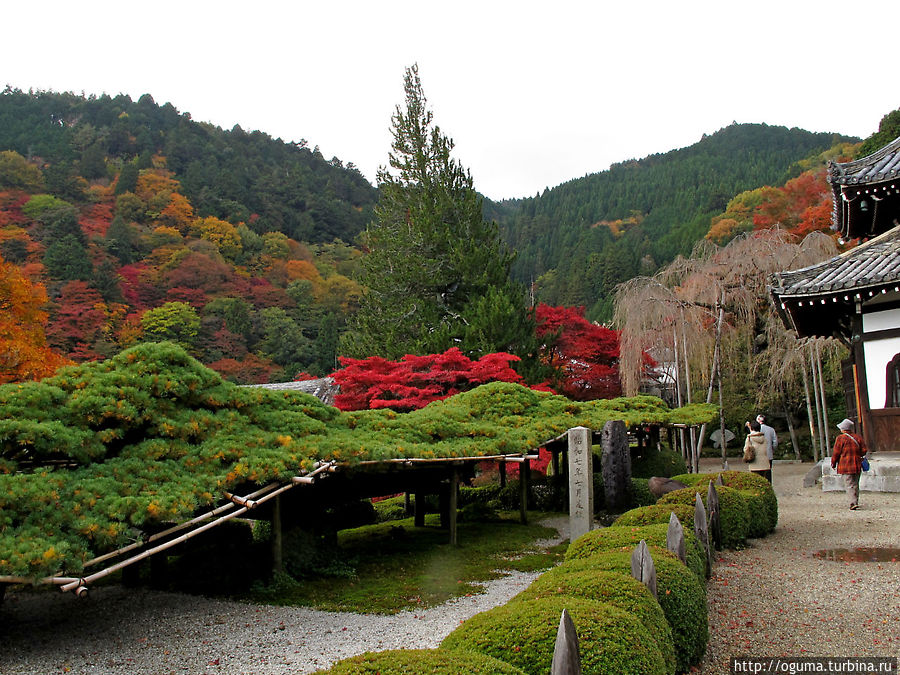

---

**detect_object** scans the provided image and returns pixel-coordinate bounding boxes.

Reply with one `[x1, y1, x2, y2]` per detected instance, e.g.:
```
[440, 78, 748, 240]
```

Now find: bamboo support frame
[8, 424, 695, 596]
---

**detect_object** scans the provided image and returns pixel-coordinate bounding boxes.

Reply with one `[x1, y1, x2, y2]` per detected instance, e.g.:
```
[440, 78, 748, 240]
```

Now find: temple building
[770, 135, 900, 452]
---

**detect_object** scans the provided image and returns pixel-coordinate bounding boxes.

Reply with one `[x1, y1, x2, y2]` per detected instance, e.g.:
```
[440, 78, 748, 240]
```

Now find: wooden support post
[499, 461, 507, 488]
[271, 494, 283, 575]
[519, 458, 530, 524]
[439, 483, 449, 530]
[551, 449, 560, 477]
[404, 492, 412, 515]
[449, 467, 459, 546]
[414, 491, 425, 527]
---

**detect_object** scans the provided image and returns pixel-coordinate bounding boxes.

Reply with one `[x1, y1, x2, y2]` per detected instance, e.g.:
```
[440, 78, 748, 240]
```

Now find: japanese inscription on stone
[567, 426, 594, 542]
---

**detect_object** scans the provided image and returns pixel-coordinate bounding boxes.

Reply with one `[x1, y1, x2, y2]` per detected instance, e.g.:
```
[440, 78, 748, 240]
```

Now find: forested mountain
[0, 88, 378, 383]
[0, 87, 377, 243]
[491, 123, 858, 320]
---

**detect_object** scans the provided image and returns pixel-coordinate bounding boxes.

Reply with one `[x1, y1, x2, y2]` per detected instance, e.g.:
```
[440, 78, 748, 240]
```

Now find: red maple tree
[328, 348, 538, 412]
[535, 304, 622, 401]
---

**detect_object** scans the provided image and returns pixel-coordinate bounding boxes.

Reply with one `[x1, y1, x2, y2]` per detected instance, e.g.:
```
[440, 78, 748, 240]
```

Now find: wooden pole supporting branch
[519, 458, 530, 524]
[271, 495, 283, 575]
[414, 491, 425, 527]
[449, 467, 459, 546]
[499, 460, 507, 488]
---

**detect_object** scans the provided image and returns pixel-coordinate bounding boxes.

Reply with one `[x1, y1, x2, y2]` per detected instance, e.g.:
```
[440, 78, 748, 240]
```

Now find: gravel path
[0, 517, 569, 675]
[700, 460, 900, 673]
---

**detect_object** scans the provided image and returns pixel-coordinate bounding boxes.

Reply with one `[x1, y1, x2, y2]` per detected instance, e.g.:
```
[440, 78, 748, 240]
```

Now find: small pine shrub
[659, 485, 751, 549]
[316, 648, 526, 674]
[513, 569, 676, 674]
[614, 503, 696, 531]
[442, 596, 666, 675]
[631, 448, 688, 479]
[542, 548, 707, 673]
[566, 522, 706, 581]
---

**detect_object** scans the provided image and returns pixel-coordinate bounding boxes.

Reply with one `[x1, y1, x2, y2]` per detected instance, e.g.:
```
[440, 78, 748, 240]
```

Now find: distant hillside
[491, 123, 858, 321]
[0, 87, 377, 243]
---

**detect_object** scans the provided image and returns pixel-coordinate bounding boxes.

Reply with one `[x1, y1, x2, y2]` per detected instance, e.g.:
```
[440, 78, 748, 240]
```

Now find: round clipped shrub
[317, 648, 526, 674]
[614, 503, 696, 531]
[630, 478, 657, 507]
[513, 569, 676, 674]
[659, 485, 751, 548]
[543, 548, 707, 673]
[632, 448, 687, 479]
[711, 471, 777, 536]
[442, 596, 666, 675]
[566, 522, 706, 581]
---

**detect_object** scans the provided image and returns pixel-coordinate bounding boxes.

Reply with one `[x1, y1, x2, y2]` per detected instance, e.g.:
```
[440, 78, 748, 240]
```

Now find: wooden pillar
[271, 494, 283, 575]
[519, 459, 530, 524]
[551, 449, 560, 477]
[449, 467, 459, 546]
[439, 483, 449, 530]
[414, 491, 425, 527]
[499, 461, 507, 488]
[404, 492, 412, 515]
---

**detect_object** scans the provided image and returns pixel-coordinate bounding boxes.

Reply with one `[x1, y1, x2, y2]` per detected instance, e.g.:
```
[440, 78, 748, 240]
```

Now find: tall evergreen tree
[344, 65, 538, 367]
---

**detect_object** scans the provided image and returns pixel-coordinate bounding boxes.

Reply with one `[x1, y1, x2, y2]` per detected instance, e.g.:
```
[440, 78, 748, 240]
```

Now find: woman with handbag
[830, 418, 869, 510]
[743, 420, 770, 479]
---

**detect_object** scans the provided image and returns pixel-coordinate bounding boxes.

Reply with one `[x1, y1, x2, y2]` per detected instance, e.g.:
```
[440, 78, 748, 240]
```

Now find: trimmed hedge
[614, 503, 696, 531]
[671, 471, 777, 537]
[442, 595, 666, 675]
[630, 478, 657, 507]
[317, 648, 526, 674]
[659, 485, 751, 549]
[544, 548, 707, 673]
[513, 569, 676, 674]
[631, 448, 688, 479]
[565, 523, 706, 581]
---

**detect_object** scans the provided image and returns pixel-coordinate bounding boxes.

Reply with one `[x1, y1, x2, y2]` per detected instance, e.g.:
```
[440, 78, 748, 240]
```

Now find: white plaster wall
[863, 307, 900, 333]
[864, 337, 900, 409]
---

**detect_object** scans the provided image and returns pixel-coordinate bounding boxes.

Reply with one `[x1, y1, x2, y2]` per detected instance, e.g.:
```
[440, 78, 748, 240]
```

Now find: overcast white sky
[4, 1, 899, 200]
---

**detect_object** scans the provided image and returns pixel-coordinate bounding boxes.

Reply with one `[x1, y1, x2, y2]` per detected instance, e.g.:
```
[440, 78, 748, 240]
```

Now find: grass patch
[245, 512, 562, 614]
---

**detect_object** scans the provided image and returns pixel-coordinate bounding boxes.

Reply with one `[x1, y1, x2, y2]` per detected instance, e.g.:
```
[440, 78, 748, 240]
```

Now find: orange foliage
[0, 255, 71, 383]
[159, 193, 195, 231]
[284, 259, 322, 283]
[135, 170, 181, 202]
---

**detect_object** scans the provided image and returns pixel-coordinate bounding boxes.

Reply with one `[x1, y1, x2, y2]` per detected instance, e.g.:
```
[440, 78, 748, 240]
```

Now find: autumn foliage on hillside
[0, 254, 71, 383]
[330, 348, 548, 412]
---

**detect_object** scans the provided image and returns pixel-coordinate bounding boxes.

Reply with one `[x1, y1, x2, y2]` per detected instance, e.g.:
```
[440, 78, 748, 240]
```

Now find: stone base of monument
[820, 451, 900, 493]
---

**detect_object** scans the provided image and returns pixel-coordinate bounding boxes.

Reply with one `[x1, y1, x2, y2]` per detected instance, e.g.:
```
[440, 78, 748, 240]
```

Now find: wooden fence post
[707, 481, 722, 552]
[550, 608, 582, 675]
[630, 539, 658, 599]
[694, 493, 711, 577]
[666, 511, 686, 564]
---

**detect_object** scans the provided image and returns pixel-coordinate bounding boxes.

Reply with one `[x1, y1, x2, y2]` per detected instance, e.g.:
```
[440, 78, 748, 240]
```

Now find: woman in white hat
[830, 418, 868, 510]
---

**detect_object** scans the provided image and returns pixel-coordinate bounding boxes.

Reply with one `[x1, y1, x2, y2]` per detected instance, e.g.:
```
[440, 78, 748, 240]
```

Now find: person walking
[757, 414, 777, 482]
[743, 420, 771, 480]
[830, 418, 868, 510]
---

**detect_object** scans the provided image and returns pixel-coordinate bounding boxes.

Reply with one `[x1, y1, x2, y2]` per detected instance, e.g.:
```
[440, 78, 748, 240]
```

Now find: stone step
[820, 451, 900, 492]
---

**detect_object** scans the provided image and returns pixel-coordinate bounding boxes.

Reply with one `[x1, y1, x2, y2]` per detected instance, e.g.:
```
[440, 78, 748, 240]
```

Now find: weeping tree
[615, 229, 843, 468]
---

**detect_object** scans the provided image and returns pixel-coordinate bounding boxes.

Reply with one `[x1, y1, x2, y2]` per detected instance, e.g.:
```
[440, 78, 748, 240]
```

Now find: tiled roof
[828, 135, 900, 186]
[772, 225, 900, 299]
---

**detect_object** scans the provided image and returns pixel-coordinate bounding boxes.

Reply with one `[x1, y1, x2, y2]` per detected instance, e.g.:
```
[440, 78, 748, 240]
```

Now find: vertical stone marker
[601, 420, 631, 510]
[567, 426, 594, 542]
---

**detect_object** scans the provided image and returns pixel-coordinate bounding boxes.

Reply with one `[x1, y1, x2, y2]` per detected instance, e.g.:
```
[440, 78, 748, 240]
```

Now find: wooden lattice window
[886, 353, 900, 408]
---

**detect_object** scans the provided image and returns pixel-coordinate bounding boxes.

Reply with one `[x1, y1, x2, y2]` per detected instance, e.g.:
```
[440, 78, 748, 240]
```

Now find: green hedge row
[322, 470, 778, 674]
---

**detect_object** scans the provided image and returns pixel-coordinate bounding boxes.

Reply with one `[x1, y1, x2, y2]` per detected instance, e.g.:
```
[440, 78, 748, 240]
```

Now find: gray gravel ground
[700, 459, 900, 673]
[0, 519, 568, 674]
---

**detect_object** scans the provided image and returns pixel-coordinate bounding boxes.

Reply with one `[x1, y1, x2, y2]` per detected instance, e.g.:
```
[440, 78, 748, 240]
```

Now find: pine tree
[344, 65, 537, 365]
